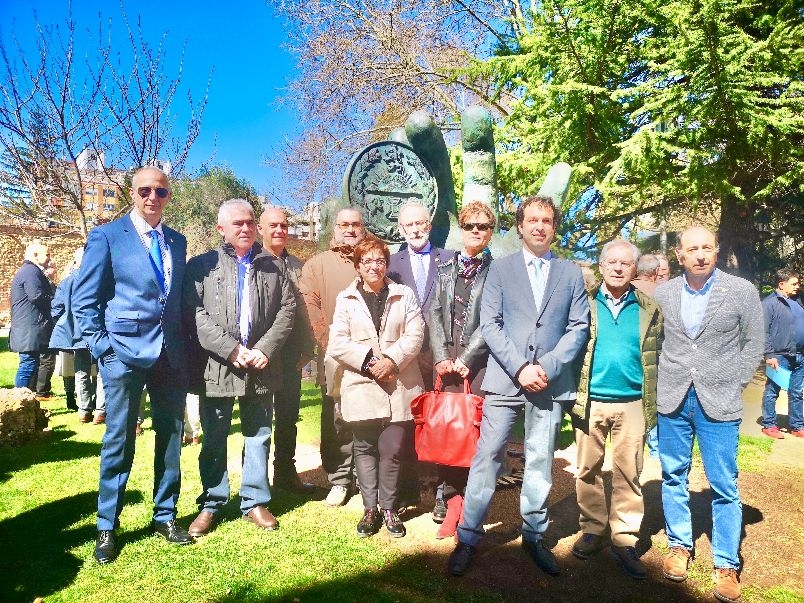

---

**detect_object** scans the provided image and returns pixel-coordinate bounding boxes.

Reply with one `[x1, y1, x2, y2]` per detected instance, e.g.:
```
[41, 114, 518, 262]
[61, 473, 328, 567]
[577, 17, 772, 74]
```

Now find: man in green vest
[570, 240, 663, 580]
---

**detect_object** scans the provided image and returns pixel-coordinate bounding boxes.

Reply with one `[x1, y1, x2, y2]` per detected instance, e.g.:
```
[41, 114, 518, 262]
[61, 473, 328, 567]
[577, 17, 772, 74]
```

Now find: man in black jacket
[9, 242, 55, 391]
[761, 268, 804, 439]
[183, 199, 295, 537]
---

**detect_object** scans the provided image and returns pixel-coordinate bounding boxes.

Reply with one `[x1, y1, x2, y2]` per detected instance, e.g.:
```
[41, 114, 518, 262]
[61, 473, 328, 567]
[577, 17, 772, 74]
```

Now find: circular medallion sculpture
[343, 141, 438, 243]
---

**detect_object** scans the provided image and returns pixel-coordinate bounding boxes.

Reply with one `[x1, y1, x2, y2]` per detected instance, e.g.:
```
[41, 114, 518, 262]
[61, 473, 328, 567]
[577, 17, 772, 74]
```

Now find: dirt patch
[299, 442, 804, 601]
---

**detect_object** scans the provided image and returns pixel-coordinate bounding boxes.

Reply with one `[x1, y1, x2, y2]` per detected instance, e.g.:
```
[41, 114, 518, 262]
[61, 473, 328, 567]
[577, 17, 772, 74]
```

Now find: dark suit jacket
[480, 250, 590, 401]
[73, 214, 187, 374]
[388, 245, 447, 324]
[9, 260, 55, 353]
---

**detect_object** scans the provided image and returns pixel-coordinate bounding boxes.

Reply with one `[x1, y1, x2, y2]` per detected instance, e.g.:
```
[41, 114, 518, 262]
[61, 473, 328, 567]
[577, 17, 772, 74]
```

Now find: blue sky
[0, 0, 298, 198]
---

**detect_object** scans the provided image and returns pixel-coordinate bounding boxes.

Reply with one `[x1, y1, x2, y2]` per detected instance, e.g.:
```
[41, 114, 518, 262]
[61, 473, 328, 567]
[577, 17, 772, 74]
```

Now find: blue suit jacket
[72, 214, 187, 373]
[480, 250, 590, 401]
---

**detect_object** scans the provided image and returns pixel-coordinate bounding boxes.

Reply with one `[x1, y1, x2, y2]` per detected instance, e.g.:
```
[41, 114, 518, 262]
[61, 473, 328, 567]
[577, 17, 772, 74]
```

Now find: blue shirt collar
[682, 269, 717, 296]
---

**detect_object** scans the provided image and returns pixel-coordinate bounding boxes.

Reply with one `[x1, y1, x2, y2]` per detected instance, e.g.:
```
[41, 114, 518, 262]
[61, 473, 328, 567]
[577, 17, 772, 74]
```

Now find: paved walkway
[741, 377, 804, 468]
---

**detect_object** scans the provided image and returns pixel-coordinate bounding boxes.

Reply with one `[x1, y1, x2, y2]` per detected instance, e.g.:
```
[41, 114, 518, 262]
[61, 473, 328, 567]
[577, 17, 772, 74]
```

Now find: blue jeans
[646, 425, 659, 458]
[761, 353, 804, 431]
[457, 395, 563, 547]
[197, 394, 273, 515]
[14, 353, 39, 389]
[658, 387, 742, 569]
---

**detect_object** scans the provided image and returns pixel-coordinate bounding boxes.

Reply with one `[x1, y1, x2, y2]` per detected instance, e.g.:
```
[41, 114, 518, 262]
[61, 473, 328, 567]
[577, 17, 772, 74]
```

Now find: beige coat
[325, 279, 425, 423]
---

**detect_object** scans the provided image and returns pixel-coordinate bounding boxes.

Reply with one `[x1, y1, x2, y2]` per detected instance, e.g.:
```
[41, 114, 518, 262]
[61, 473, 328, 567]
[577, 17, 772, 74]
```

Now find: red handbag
[410, 375, 484, 467]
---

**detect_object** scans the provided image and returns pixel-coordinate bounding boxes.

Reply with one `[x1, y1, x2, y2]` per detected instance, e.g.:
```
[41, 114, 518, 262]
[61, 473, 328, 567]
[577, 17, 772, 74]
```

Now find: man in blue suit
[73, 166, 194, 564]
[449, 195, 590, 577]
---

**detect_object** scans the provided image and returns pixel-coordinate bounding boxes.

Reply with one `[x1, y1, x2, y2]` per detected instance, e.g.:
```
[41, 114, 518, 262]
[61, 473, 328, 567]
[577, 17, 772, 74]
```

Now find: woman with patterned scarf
[428, 200, 495, 538]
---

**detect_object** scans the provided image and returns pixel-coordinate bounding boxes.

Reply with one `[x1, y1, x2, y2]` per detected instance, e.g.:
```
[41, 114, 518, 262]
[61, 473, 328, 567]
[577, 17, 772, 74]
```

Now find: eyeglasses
[335, 221, 364, 229]
[360, 258, 387, 267]
[137, 187, 170, 199]
[401, 220, 429, 229]
[461, 222, 492, 232]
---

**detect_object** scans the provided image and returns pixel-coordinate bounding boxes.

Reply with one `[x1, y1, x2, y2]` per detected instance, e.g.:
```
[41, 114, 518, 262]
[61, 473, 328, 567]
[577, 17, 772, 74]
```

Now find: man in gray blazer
[449, 196, 590, 577]
[654, 226, 763, 603]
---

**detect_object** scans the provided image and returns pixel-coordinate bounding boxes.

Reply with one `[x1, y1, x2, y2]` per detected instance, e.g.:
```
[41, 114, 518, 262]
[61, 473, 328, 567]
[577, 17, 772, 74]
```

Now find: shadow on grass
[0, 490, 142, 603]
[0, 427, 101, 481]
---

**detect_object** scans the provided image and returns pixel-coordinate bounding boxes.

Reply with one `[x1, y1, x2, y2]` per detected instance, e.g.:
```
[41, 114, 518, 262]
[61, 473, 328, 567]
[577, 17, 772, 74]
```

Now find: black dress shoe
[610, 545, 647, 580]
[432, 497, 448, 524]
[382, 509, 406, 538]
[356, 508, 382, 537]
[522, 539, 561, 576]
[448, 543, 476, 576]
[273, 471, 316, 495]
[94, 530, 118, 564]
[152, 520, 195, 545]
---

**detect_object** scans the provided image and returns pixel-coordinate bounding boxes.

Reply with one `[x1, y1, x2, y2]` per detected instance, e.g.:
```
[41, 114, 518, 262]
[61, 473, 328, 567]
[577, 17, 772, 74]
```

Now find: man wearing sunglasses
[73, 166, 194, 563]
[299, 207, 367, 507]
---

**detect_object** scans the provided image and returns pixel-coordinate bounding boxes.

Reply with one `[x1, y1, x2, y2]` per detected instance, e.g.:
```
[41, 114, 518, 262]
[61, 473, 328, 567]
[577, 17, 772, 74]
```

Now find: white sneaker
[324, 485, 349, 507]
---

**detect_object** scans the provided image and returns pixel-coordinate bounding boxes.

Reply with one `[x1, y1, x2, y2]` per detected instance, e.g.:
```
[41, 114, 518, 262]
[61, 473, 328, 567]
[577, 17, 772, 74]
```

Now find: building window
[103, 203, 115, 211]
[85, 202, 96, 210]
[103, 188, 116, 198]
[84, 187, 95, 196]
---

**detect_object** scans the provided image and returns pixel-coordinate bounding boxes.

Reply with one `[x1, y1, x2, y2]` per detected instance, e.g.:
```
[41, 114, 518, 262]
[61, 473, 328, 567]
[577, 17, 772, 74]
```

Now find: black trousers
[320, 391, 354, 487]
[351, 419, 408, 510]
[272, 359, 303, 475]
[36, 350, 56, 395]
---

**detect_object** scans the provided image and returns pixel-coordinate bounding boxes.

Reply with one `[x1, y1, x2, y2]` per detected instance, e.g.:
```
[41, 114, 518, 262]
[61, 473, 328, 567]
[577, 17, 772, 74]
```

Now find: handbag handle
[433, 373, 471, 394]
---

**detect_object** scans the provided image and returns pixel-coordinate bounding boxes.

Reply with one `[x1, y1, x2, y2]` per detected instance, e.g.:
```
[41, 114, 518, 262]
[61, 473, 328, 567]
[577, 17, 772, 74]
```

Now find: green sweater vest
[589, 291, 643, 401]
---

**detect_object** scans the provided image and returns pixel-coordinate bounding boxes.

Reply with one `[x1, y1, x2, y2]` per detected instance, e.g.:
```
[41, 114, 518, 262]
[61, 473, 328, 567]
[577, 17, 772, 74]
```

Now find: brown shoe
[244, 505, 278, 530]
[663, 547, 691, 582]
[93, 413, 106, 425]
[188, 510, 215, 537]
[183, 435, 193, 445]
[713, 568, 740, 602]
[192, 436, 201, 445]
[135, 423, 144, 436]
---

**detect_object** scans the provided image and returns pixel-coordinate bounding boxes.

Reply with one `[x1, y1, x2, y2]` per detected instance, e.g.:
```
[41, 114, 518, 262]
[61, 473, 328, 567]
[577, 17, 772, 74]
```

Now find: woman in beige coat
[325, 238, 424, 538]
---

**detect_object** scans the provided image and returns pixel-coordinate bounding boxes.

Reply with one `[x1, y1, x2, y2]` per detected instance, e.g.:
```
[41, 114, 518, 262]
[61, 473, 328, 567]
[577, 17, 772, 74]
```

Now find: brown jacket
[298, 242, 358, 385]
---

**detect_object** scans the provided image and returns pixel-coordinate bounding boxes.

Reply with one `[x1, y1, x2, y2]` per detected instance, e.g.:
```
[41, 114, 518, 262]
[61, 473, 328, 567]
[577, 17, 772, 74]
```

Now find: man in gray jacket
[654, 226, 763, 603]
[183, 199, 296, 536]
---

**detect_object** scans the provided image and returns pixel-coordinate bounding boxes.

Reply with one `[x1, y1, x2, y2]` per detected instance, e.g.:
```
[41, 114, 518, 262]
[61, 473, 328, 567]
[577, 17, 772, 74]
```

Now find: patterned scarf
[454, 250, 488, 346]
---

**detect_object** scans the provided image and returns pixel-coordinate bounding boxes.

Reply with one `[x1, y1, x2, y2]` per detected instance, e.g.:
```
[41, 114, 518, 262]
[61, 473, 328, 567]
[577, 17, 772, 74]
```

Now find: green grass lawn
[0, 339, 786, 603]
[0, 342, 504, 603]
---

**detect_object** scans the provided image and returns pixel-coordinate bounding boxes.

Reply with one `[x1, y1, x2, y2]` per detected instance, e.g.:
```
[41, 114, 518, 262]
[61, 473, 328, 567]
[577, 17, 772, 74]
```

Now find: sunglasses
[461, 222, 492, 232]
[137, 187, 170, 199]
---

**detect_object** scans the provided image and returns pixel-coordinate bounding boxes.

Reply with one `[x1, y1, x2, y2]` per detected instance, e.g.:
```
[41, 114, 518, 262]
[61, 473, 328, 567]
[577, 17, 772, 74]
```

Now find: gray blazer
[387, 245, 447, 322]
[480, 251, 590, 401]
[654, 268, 764, 421]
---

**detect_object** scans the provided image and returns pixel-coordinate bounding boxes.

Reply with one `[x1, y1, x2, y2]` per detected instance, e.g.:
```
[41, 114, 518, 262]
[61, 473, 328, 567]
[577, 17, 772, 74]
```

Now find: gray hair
[637, 253, 659, 276]
[599, 239, 640, 265]
[397, 201, 430, 224]
[335, 206, 364, 221]
[217, 199, 255, 225]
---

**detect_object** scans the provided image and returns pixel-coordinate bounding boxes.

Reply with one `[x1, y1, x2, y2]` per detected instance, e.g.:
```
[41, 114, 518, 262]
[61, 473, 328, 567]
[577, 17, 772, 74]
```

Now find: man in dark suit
[73, 166, 194, 564]
[387, 202, 447, 511]
[449, 195, 590, 577]
[9, 242, 54, 391]
[388, 201, 447, 391]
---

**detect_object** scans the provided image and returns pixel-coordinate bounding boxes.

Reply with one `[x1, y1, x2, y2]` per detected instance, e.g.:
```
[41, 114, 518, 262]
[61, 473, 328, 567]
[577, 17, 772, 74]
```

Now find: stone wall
[0, 225, 85, 326]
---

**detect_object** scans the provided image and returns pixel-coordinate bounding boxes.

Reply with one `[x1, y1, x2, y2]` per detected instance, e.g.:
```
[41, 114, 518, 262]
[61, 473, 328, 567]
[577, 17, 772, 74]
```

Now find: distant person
[73, 166, 194, 563]
[183, 199, 295, 537]
[9, 242, 55, 393]
[654, 226, 763, 603]
[449, 195, 590, 578]
[655, 253, 670, 282]
[387, 201, 448, 511]
[571, 240, 662, 580]
[259, 206, 317, 494]
[760, 268, 803, 439]
[299, 208, 366, 507]
[631, 253, 659, 298]
[35, 256, 59, 398]
[428, 201, 493, 535]
[50, 248, 100, 419]
[325, 238, 424, 538]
